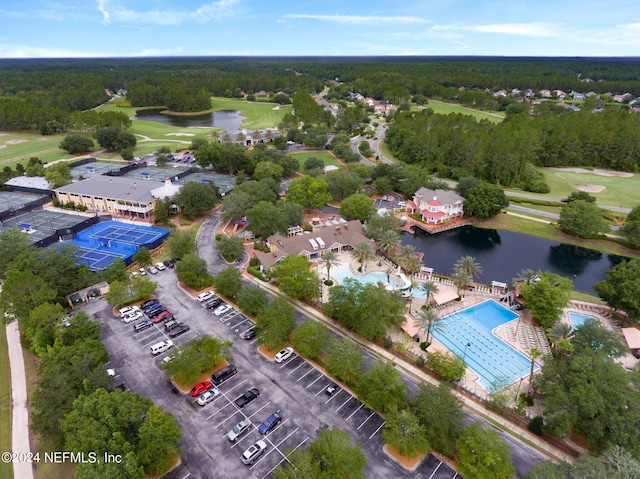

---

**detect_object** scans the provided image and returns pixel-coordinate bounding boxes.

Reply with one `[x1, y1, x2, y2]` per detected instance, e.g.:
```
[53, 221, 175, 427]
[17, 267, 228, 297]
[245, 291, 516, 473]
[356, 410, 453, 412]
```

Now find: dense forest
[385, 106, 640, 188]
[1, 56, 640, 133]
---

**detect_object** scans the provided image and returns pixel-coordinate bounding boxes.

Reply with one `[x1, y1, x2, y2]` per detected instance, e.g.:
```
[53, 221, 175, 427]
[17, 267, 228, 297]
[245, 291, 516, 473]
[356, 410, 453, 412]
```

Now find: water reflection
[133, 108, 245, 131]
[548, 244, 602, 275]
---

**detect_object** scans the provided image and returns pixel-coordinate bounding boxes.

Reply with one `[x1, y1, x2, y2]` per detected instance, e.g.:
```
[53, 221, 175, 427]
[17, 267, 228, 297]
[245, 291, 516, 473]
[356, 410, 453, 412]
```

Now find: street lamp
[462, 342, 471, 364]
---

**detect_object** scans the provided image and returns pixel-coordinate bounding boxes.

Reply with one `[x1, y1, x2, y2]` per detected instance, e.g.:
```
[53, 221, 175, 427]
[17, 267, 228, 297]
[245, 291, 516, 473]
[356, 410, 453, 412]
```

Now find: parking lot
[86, 267, 460, 479]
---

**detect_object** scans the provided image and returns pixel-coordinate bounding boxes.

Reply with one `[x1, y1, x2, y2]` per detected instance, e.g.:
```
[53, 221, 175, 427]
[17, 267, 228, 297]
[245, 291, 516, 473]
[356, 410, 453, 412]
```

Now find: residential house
[539, 89, 552, 98]
[524, 89, 535, 99]
[255, 90, 269, 98]
[571, 92, 586, 101]
[257, 219, 369, 268]
[405, 188, 464, 224]
[493, 89, 507, 98]
[554, 90, 567, 100]
[613, 93, 632, 103]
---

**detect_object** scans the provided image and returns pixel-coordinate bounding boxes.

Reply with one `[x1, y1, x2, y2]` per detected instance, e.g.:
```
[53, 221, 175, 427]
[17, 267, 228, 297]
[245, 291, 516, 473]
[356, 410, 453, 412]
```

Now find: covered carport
[622, 327, 640, 358]
[431, 289, 459, 309]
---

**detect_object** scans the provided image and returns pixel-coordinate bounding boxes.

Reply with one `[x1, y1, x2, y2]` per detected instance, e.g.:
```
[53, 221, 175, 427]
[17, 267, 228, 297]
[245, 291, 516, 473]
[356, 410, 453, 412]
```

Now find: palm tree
[351, 241, 375, 272]
[548, 322, 574, 355]
[419, 280, 439, 305]
[528, 347, 542, 393]
[377, 230, 401, 259]
[413, 306, 441, 345]
[318, 250, 340, 281]
[384, 265, 395, 283]
[452, 268, 471, 296]
[403, 255, 422, 276]
[454, 255, 483, 281]
[407, 279, 419, 308]
[512, 268, 538, 287]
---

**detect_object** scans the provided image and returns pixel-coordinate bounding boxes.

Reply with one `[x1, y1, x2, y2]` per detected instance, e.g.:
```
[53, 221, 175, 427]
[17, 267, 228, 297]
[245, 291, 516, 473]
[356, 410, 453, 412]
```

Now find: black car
[163, 259, 175, 268]
[205, 298, 223, 310]
[212, 364, 238, 385]
[239, 326, 257, 340]
[168, 324, 190, 338]
[234, 388, 260, 409]
[148, 308, 168, 319]
[134, 319, 153, 332]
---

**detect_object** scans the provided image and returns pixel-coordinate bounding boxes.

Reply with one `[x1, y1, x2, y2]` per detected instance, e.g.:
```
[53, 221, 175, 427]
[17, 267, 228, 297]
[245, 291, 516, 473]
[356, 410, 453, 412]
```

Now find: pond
[133, 108, 245, 132]
[401, 226, 627, 295]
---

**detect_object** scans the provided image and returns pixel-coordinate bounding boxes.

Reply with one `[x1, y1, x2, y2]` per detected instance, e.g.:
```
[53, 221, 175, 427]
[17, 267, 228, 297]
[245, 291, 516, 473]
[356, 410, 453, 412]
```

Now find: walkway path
[6, 320, 34, 479]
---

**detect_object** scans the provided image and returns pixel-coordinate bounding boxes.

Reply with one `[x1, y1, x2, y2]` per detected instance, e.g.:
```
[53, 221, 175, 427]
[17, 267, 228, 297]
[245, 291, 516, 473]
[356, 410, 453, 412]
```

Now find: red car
[190, 381, 213, 397]
[153, 310, 173, 323]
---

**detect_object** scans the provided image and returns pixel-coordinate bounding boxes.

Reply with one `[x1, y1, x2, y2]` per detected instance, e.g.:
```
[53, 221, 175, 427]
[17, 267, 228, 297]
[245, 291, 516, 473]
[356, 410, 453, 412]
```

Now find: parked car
[274, 347, 294, 363]
[163, 259, 175, 268]
[205, 298, 223, 310]
[150, 340, 173, 355]
[134, 319, 153, 332]
[211, 364, 238, 385]
[168, 324, 190, 338]
[258, 411, 282, 435]
[148, 308, 168, 319]
[197, 291, 215, 302]
[227, 418, 252, 442]
[239, 326, 257, 340]
[118, 305, 140, 318]
[153, 310, 173, 323]
[155, 262, 166, 271]
[142, 302, 161, 313]
[190, 381, 213, 397]
[213, 304, 232, 316]
[138, 268, 147, 275]
[241, 440, 267, 465]
[234, 388, 260, 409]
[147, 266, 158, 275]
[326, 382, 339, 396]
[197, 388, 221, 406]
[122, 310, 143, 323]
[140, 299, 158, 309]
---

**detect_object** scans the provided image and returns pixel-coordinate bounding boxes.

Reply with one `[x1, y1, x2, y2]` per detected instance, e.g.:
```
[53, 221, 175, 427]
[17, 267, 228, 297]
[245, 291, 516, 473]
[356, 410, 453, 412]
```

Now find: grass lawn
[538, 168, 640, 209]
[0, 132, 76, 169]
[209, 97, 292, 130]
[0, 326, 12, 479]
[476, 212, 640, 259]
[286, 150, 340, 170]
[377, 140, 398, 162]
[420, 100, 505, 124]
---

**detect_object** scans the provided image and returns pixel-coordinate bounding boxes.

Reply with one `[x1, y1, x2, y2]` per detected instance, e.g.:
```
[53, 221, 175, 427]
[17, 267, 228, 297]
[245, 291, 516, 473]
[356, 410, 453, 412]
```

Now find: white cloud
[283, 14, 431, 25]
[192, 0, 240, 22]
[470, 23, 560, 37]
[97, 0, 110, 24]
[0, 43, 110, 58]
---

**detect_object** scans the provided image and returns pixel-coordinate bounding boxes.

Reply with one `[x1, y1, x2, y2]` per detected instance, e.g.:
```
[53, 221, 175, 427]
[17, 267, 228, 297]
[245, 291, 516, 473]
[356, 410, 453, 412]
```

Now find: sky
[0, 0, 639, 58]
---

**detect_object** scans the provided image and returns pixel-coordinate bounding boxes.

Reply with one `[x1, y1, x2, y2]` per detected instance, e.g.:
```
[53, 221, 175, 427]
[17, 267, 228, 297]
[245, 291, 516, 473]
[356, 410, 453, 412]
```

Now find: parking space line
[296, 369, 315, 383]
[335, 396, 352, 412]
[428, 461, 443, 479]
[286, 361, 305, 374]
[305, 375, 323, 389]
[369, 421, 385, 439]
[357, 411, 376, 430]
[266, 424, 296, 451]
[230, 318, 250, 329]
[324, 389, 342, 403]
[180, 473, 191, 479]
[261, 436, 309, 479]
[345, 402, 364, 420]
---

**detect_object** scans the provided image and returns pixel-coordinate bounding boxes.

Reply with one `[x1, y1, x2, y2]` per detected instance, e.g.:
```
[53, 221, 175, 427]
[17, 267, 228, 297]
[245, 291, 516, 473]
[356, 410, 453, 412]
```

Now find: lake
[402, 226, 627, 295]
[133, 108, 245, 132]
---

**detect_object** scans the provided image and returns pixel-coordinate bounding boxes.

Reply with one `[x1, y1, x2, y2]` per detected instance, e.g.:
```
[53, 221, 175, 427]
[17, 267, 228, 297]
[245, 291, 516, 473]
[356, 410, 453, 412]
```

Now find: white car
[227, 418, 252, 442]
[155, 262, 166, 271]
[197, 388, 221, 406]
[150, 340, 174, 356]
[118, 305, 140, 318]
[241, 440, 267, 465]
[122, 310, 143, 323]
[274, 347, 294, 363]
[197, 291, 215, 302]
[138, 268, 147, 275]
[213, 304, 232, 316]
[147, 266, 158, 275]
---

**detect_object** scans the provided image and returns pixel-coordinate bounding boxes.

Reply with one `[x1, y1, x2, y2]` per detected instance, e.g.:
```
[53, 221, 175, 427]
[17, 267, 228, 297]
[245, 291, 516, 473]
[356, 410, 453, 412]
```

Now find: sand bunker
[555, 167, 633, 178]
[572, 184, 606, 193]
[166, 133, 194, 137]
[5, 139, 27, 145]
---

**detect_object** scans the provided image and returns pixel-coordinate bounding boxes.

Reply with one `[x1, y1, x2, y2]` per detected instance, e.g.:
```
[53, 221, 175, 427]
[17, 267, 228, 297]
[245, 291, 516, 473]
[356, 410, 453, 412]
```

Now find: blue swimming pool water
[432, 299, 537, 390]
[331, 263, 399, 288]
[569, 313, 598, 328]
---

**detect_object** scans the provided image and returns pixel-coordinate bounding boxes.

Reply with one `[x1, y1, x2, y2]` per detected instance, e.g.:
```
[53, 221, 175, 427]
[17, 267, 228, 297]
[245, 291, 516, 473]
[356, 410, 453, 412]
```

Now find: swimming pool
[569, 312, 598, 329]
[432, 299, 537, 390]
[331, 263, 400, 288]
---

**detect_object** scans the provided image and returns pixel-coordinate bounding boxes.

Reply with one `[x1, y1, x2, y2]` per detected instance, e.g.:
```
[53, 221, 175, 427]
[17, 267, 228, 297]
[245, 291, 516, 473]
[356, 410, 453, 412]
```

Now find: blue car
[143, 302, 161, 313]
[258, 411, 282, 435]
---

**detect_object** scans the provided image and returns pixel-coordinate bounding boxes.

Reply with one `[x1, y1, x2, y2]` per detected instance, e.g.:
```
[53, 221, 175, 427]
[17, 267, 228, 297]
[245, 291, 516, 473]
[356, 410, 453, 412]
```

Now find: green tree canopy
[558, 199, 608, 239]
[166, 228, 197, 259]
[290, 319, 330, 360]
[59, 134, 94, 154]
[253, 161, 284, 182]
[456, 422, 515, 479]
[287, 176, 332, 211]
[132, 246, 152, 266]
[463, 182, 509, 219]
[245, 201, 281, 238]
[215, 234, 245, 261]
[0, 228, 30, 278]
[175, 254, 213, 290]
[520, 271, 572, 329]
[356, 360, 406, 414]
[270, 254, 320, 303]
[0, 269, 57, 320]
[256, 296, 296, 350]
[325, 170, 365, 200]
[339, 193, 377, 222]
[381, 409, 430, 459]
[237, 285, 269, 317]
[161, 334, 232, 384]
[326, 338, 364, 387]
[594, 258, 640, 321]
[622, 205, 640, 249]
[213, 266, 243, 301]
[174, 181, 219, 218]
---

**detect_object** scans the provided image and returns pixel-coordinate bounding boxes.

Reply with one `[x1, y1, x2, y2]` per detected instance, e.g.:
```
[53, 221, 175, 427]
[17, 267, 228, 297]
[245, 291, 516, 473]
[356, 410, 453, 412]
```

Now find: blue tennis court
[64, 221, 169, 271]
[432, 299, 538, 390]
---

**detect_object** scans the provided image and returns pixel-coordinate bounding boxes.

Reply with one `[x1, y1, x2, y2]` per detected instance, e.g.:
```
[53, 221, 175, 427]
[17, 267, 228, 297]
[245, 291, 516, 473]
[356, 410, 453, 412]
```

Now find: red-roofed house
[406, 188, 464, 224]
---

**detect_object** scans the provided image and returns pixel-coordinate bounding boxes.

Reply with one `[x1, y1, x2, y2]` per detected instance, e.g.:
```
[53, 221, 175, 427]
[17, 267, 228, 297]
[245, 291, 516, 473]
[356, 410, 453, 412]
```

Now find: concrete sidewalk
[6, 320, 35, 479]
